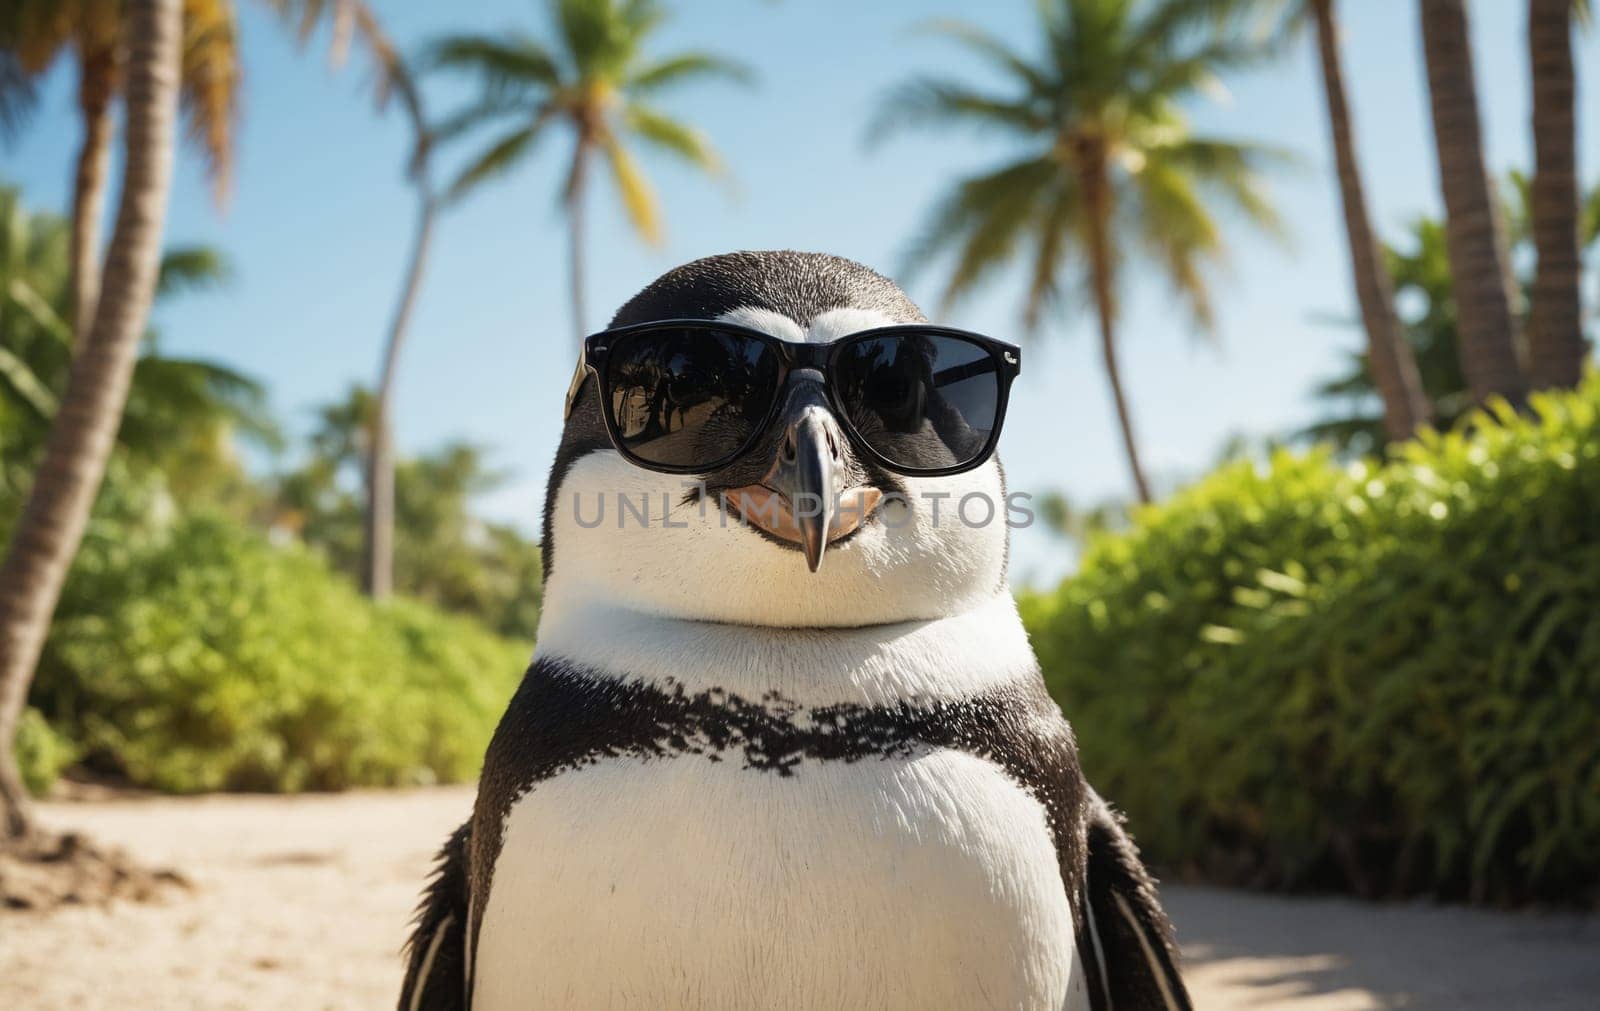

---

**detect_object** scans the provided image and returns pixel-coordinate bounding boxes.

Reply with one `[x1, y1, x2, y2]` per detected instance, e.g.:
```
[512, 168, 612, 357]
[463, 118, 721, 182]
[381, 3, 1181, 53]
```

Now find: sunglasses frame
[565, 318, 1022, 478]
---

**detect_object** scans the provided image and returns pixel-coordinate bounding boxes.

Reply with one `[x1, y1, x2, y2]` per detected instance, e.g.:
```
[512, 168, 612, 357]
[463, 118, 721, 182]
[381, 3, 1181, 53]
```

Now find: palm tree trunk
[1527, 0, 1585, 390]
[1095, 289, 1151, 505]
[363, 189, 437, 600]
[0, 0, 182, 840]
[1418, 0, 1529, 408]
[68, 48, 119, 338]
[566, 140, 592, 345]
[1312, 0, 1431, 440]
[1080, 154, 1152, 504]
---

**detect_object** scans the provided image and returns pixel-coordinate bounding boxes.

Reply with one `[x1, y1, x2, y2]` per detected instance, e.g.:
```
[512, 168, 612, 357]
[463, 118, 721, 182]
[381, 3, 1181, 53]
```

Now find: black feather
[1079, 793, 1192, 1011]
[397, 821, 471, 1011]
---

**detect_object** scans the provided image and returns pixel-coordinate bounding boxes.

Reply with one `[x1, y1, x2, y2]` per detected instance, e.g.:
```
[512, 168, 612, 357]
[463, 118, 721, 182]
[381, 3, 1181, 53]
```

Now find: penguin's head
[542, 251, 1015, 629]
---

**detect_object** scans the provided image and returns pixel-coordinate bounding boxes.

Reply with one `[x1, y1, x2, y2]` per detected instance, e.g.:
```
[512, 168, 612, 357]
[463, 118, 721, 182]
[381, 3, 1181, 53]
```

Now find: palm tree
[192, 0, 430, 598]
[1527, 0, 1588, 389]
[1418, 0, 1528, 408]
[364, 46, 435, 600]
[0, 1, 412, 343]
[1, 189, 275, 480]
[1307, 0, 1431, 438]
[428, 0, 750, 342]
[1305, 175, 1600, 451]
[274, 389, 545, 637]
[4, 6, 409, 589]
[874, 0, 1284, 503]
[261, 3, 475, 602]
[0, 0, 182, 841]
[0, 0, 238, 337]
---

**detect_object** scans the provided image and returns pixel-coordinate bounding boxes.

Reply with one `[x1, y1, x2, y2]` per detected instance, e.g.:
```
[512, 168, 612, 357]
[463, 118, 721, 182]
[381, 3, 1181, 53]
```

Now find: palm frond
[1131, 0, 1267, 55]
[257, 0, 331, 48]
[0, 49, 38, 144]
[0, 186, 25, 271]
[1296, 412, 1384, 453]
[136, 354, 267, 402]
[599, 131, 662, 244]
[619, 0, 668, 36]
[900, 155, 1060, 308]
[383, 57, 432, 180]
[6, 276, 71, 344]
[0, 341, 56, 419]
[426, 33, 563, 94]
[128, 354, 281, 449]
[558, 0, 659, 81]
[1023, 175, 1083, 332]
[179, 0, 241, 202]
[1131, 36, 1277, 106]
[1204, 0, 1305, 47]
[346, 4, 418, 122]
[1129, 158, 1222, 332]
[1044, 0, 1127, 92]
[1158, 134, 1297, 172]
[443, 120, 548, 204]
[1503, 169, 1533, 247]
[259, 0, 364, 64]
[423, 0, 738, 225]
[1148, 136, 1291, 240]
[867, 76, 1049, 147]
[915, 19, 1049, 94]
[3, 0, 77, 76]
[623, 103, 720, 173]
[263, 1, 402, 102]
[429, 97, 529, 147]
[627, 51, 752, 93]
[879, 0, 1289, 358]
[157, 245, 233, 298]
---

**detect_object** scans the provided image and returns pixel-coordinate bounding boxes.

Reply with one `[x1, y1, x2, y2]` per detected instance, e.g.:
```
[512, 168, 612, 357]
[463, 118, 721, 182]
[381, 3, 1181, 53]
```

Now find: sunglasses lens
[604, 326, 782, 470]
[834, 333, 1002, 472]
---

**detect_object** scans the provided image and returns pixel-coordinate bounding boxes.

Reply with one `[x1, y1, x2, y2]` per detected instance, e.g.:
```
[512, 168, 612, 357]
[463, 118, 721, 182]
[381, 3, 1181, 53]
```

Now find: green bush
[1023, 380, 1600, 904]
[15, 707, 78, 796]
[28, 513, 528, 793]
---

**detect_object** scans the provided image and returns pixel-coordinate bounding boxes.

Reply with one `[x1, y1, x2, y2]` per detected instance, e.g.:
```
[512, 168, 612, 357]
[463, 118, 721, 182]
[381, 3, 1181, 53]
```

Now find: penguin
[399, 251, 1191, 1011]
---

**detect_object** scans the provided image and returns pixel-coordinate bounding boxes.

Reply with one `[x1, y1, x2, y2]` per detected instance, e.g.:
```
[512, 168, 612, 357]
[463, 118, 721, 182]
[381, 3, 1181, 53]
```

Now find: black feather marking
[397, 821, 470, 1011]
[465, 658, 1095, 975]
[1080, 793, 1193, 1011]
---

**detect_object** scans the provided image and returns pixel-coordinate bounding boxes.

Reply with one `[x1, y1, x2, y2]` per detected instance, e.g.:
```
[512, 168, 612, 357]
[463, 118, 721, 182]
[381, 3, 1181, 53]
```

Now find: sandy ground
[3, 787, 1597, 1010]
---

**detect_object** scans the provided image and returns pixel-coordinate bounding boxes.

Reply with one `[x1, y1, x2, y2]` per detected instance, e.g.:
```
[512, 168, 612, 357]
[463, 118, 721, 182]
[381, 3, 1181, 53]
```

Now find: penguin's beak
[719, 384, 884, 572]
[762, 406, 843, 573]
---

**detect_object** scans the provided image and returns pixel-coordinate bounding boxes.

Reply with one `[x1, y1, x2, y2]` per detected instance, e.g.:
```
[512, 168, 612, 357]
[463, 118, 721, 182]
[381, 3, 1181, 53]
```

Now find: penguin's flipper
[398, 820, 471, 1011]
[1078, 794, 1192, 1011]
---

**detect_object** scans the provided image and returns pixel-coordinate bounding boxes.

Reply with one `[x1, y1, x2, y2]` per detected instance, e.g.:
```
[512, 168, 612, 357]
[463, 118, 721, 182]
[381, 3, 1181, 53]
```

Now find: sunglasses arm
[563, 346, 589, 420]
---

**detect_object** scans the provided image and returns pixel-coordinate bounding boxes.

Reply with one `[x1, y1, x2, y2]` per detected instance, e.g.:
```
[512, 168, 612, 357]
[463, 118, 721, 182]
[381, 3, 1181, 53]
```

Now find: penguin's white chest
[474, 748, 1087, 1011]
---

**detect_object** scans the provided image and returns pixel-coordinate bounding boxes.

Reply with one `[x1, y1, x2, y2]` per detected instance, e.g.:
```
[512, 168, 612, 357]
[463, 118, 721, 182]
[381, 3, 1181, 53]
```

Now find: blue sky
[6, 0, 1597, 585]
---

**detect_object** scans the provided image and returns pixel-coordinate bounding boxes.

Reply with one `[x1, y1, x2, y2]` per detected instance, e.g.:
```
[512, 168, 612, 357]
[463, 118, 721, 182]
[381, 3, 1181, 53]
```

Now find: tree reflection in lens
[609, 329, 780, 469]
[837, 334, 998, 470]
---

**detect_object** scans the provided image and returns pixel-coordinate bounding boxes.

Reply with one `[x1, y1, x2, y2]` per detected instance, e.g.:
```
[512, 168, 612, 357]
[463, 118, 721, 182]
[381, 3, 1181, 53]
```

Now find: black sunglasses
[565, 319, 1021, 477]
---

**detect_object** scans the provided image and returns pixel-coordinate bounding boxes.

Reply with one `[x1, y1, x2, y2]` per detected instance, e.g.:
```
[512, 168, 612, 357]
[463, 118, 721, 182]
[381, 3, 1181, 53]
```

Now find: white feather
[407, 914, 453, 1011]
[543, 450, 1009, 631]
[535, 590, 1035, 709]
[715, 305, 903, 345]
[717, 304, 807, 341]
[475, 750, 1086, 1011]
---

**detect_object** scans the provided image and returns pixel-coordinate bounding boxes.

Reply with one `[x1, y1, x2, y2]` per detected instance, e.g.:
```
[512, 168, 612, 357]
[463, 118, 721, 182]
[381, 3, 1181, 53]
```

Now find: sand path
[3, 787, 1595, 1009]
